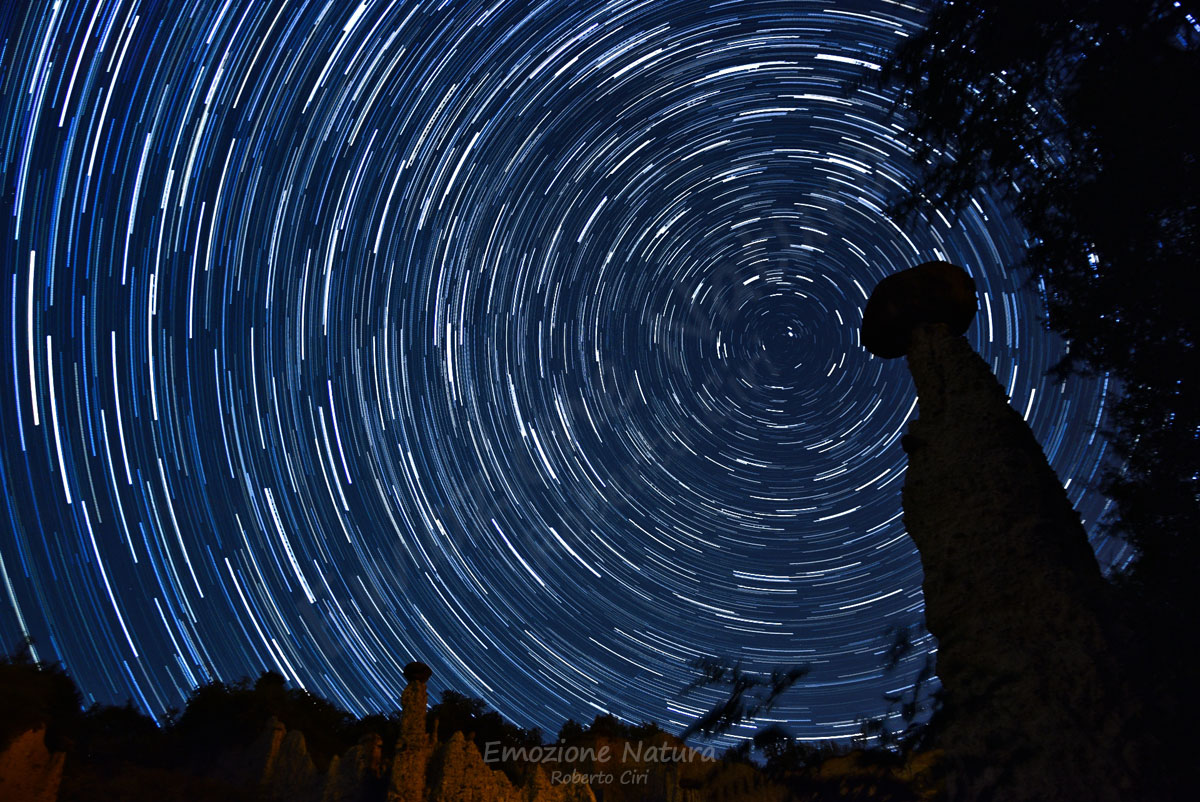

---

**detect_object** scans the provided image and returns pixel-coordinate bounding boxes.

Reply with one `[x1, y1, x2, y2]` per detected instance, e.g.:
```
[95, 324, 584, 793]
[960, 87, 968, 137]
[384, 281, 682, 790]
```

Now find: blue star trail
[1, 0, 1127, 743]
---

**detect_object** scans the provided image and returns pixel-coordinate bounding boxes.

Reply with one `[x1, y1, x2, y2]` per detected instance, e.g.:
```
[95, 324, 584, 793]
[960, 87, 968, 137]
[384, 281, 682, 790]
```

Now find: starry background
[1, 0, 1128, 743]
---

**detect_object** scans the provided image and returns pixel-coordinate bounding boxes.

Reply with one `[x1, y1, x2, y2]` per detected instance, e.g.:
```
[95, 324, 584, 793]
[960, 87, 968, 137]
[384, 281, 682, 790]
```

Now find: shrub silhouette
[0, 639, 83, 752]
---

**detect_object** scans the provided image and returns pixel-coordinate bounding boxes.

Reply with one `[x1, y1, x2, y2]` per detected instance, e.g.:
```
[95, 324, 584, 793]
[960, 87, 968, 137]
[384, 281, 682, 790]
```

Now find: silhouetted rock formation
[0, 650, 792, 802]
[218, 715, 372, 802]
[861, 261, 976, 358]
[427, 730, 517, 801]
[324, 733, 385, 802]
[811, 749, 942, 801]
[220, 705, 598, 802]
[250, 716, 320, 796]
[863, 262, 1143, 801]
[2, 653, 796, 802]
[0, 727, 65, 802]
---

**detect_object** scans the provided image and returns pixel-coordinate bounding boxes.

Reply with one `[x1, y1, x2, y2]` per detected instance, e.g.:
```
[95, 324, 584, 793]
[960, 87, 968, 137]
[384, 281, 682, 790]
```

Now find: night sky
[1, 0, 1130, 744]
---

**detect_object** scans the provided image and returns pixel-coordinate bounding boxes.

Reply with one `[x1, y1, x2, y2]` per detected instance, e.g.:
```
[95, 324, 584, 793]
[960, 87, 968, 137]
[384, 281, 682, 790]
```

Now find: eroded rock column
[388, 661, 434, 802]
[862, 262, 1141, 801]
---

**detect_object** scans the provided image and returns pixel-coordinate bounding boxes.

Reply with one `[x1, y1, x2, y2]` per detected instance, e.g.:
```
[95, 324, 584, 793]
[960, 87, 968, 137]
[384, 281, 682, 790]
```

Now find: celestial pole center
[0, 0, 1125, 742]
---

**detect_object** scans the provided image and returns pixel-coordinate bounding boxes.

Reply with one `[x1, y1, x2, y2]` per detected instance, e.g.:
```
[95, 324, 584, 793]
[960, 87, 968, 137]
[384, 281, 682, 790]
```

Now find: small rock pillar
[388, 661, 434, 802]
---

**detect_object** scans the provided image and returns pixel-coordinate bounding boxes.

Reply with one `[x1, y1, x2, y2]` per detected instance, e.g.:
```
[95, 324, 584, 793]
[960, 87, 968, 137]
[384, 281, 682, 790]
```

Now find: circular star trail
[1, 0, 1127, 742]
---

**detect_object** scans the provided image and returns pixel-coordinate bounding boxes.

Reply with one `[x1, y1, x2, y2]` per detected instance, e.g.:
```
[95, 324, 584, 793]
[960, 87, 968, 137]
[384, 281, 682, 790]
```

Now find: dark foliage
[427, 688, 542, 750]
[556, 717, 587, 742]
[169, 670, 354, 771]
[426, 689, 542, 784]
[73, 701, 159, 765]
[676, 627, 944, 800]
[873, 0, 1199, 762]
[874, 624, 942, 753]
[0, 642, 257, 801]
[679, 657, 808, 739]
[345, 710, 402, 764]
[752, 724, 836, 774]
[0, 639, 83, 752]
[582, 712, 662, 742]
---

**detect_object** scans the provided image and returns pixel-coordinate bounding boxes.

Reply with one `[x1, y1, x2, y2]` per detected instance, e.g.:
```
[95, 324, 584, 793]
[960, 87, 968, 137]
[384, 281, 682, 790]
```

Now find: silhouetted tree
[75, 701, 159, 764]
[345, 710, 402, 764]
[169, 671, 353, 771]
[0, 638, 83, 751]
[751, 723, 835, 775]
[679, 658, 807, 739]
[556, 718, 587, 742]
[584, 712, 632, 739]
[427, 689, 488, 742]
[677, 635, 948, 800]
[875, 624, 942, 753]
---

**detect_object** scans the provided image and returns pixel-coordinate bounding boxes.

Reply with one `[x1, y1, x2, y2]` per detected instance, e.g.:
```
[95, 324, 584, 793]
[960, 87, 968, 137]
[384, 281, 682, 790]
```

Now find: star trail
[1, 0, 1128, 743]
